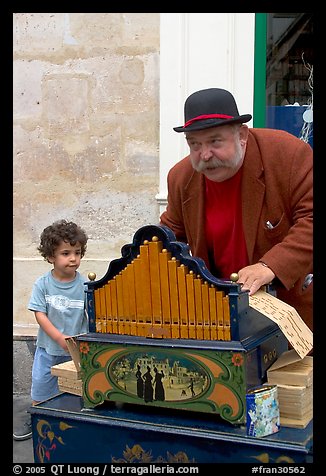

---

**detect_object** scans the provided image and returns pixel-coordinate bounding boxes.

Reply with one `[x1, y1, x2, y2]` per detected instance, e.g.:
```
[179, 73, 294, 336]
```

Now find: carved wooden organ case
[77, 225, 288, 425]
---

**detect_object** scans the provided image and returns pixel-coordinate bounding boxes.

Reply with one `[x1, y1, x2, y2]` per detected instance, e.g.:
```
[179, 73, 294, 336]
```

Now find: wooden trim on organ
[93, 236, 231, 340]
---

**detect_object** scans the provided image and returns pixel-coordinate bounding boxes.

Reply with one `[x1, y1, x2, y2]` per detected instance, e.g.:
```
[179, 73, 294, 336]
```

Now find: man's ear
[239, 124, 249, 145]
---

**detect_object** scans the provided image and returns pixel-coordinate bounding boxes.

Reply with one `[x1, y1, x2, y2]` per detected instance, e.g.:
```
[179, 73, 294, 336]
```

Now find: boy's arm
[34, 311, 69, 351]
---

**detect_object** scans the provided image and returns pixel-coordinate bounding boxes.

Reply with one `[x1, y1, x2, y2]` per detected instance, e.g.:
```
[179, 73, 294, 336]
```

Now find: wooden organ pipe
[92, 236, 231, 340]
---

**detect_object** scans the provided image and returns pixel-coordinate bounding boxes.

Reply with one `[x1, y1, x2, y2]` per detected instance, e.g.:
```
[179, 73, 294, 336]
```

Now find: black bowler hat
[173, 88, 252, 133]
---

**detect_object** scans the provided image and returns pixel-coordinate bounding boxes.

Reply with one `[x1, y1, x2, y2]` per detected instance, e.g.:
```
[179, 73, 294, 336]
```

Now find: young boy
[13, 219, 89, 441]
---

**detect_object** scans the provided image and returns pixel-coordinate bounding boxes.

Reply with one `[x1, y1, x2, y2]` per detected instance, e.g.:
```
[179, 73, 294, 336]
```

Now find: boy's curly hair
[37, 219, 88, 262]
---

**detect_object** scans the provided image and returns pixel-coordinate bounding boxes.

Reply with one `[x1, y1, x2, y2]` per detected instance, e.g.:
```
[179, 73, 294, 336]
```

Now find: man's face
[186, 124, 248, 182]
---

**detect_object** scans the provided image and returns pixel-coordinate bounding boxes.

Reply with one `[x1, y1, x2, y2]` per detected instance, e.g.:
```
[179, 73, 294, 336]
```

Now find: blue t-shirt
[28, 270, 88, 356]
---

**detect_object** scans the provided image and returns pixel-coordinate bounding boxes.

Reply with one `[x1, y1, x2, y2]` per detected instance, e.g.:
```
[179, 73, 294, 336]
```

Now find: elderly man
[160, 88, 313, 330]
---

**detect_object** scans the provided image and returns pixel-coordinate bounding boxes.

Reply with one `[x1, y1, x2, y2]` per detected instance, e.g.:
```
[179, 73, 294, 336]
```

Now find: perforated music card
[249, 290, 313, 359]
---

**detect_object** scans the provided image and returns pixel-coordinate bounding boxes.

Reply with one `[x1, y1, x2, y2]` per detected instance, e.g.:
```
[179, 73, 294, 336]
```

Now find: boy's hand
[57, 334, 69, 351]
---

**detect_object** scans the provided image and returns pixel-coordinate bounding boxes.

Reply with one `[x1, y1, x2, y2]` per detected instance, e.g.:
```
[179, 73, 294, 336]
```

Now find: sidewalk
[13, 332, 36, 463]
[13, 394, 34, 463]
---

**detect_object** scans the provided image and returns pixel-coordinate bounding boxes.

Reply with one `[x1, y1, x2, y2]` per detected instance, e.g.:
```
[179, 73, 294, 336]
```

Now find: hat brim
[173, 114, 252, 133]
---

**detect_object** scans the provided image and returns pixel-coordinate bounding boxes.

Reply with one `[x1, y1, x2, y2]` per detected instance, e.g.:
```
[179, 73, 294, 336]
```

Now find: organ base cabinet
[76, 332, 287, 425]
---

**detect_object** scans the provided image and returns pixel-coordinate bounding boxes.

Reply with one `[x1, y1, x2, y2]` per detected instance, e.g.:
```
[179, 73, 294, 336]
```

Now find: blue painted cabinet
[30, 393, 313, 464]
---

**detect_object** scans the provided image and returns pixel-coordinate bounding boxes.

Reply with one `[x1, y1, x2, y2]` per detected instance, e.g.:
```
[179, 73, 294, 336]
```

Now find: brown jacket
[160, 128, 313, 330]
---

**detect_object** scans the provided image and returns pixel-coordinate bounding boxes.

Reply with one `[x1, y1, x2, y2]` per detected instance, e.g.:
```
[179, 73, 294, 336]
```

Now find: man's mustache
[196, 158, 233, 171]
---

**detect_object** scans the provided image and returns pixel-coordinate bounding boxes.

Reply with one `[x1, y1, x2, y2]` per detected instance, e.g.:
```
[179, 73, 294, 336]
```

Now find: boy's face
[48, 240, 82, 281]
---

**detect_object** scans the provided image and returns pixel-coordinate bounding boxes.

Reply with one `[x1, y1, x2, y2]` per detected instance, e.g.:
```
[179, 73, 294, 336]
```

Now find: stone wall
[13, 13, 161, 331]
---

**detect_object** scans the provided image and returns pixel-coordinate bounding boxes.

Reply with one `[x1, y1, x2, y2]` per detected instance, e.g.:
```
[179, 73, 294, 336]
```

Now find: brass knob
[88, 272, 96, 281]
[230, 272, 239, 282]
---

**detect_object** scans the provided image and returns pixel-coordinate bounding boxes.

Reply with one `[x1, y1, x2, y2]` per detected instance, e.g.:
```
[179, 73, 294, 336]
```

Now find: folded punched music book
[249, 290, 313, 359]
[266, 349, 313, 428]
[50, 335, 84, 396]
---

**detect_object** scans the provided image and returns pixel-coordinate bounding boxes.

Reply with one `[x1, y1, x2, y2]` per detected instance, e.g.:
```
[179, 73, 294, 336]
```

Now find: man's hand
[237, 262, 275, 295]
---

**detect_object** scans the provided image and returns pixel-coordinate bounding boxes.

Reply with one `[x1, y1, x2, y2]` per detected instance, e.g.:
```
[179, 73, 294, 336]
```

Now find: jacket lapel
[182, 171, 210, 265]
[241, 133, 265, 262]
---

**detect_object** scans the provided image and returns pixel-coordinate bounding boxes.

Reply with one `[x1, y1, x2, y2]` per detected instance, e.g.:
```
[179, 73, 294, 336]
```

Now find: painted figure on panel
[135, 365, 144, 398]
[154, 367, 165, 401]
[143, 366, 154, 403]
